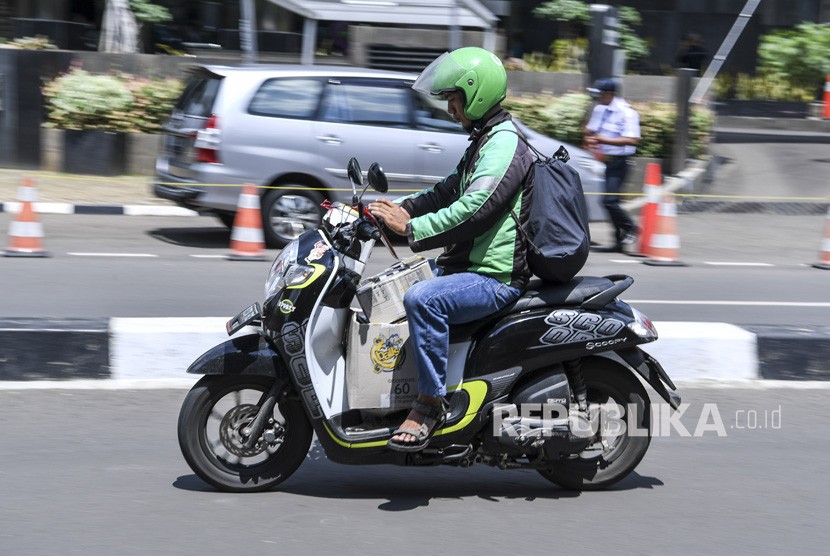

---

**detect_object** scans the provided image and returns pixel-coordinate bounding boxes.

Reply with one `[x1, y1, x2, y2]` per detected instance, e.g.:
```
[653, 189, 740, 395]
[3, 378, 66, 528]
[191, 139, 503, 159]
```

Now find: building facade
[2, 0, 829, 73]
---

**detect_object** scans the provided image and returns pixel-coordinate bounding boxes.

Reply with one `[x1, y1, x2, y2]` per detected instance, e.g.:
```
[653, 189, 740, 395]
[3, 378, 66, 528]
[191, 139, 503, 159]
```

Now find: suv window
[413, 91, 464, 133]
[176, 76, 221, 117]
[248, 78, 324, 119]
[320, 82, 410, 128]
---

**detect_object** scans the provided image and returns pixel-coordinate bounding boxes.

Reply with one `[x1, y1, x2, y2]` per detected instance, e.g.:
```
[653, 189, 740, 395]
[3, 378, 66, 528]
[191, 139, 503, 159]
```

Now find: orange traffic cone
[636, 162, 662, 257]
[228, 183, 266, 261]
[4, 178, 50, 258]
[812, 207, 830, 270]
[642, 194, 686, 267]
[823, 75, 830, 120]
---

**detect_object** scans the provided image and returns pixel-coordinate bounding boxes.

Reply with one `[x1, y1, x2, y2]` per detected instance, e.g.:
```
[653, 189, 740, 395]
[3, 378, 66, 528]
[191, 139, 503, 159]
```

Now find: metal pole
[449, 0, 460, 51]
[689, 0, 762, 104]
[672, 68, 695, 176]
[239, 0, 258, 64]
[301, 19, 318, 65]
[588, 4, 619, 84]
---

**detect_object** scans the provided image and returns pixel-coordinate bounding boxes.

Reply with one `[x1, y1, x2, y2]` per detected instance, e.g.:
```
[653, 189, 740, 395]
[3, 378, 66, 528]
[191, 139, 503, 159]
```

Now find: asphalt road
[0, 212, 827, 325]
[0, 386, 827, 555]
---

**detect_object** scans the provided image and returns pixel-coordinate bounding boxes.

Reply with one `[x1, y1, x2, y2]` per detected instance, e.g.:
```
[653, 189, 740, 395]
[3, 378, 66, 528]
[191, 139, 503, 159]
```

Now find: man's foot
[387, 396, 447, 452]
[592, 232, 639, 255]
[620, 232, 641, 256]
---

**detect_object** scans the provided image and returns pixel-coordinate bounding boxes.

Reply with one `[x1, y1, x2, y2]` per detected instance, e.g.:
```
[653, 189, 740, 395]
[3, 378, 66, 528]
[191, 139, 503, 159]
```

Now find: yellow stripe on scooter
[433, 380, 488, 437]
[324, 380, 489, 448]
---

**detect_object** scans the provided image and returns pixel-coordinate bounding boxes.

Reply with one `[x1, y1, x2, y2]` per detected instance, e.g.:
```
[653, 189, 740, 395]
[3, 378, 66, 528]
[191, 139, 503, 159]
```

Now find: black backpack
[508, 133, 591, 283]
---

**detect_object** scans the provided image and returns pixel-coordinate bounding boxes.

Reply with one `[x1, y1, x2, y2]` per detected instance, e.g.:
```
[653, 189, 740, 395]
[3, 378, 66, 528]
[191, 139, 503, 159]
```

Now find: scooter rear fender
[186, 333, 289, 379]
[616, 346, 681, 409]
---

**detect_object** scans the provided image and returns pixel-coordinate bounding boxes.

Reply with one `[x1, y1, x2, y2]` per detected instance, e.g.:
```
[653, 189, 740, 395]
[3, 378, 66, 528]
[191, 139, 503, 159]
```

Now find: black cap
[587, 78, 617, 96]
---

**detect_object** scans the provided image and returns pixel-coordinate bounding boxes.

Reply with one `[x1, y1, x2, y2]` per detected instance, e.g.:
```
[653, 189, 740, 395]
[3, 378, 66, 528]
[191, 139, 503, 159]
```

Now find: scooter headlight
[265, 241, 298, 299]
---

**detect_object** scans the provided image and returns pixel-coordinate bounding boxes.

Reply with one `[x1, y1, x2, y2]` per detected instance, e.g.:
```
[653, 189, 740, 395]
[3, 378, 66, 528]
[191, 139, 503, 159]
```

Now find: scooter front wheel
[178, 375, 312, 492]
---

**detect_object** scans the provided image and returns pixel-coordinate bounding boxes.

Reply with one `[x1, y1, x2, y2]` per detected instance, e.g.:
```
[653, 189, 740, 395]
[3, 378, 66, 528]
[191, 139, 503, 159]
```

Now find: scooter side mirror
[347, 157, 363, 186]
[368, 162, 388, 193]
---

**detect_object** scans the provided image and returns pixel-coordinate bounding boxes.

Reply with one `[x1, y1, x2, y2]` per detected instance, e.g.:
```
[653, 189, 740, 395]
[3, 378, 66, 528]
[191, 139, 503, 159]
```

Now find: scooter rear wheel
[537, 359, 651, 491]
[178, 375, 312, 492]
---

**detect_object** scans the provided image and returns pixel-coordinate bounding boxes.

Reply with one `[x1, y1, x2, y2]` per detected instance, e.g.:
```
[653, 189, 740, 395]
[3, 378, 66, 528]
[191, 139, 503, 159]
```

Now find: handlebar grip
[356, 220, 381, 241]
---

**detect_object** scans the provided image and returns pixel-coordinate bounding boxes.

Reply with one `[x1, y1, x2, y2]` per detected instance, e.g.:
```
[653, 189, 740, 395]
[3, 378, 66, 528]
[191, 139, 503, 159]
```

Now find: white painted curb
[106, 318, 760, 382]
[645, 322, 758, 381]
[110, 317, 230, 380]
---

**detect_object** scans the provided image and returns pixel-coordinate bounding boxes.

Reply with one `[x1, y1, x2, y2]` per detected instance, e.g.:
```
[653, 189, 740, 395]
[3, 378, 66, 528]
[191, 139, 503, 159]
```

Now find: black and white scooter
[177, 158, 680, 492]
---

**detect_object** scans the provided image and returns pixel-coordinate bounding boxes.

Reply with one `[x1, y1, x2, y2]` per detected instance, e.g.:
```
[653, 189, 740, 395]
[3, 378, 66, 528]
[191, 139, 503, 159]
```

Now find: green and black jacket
[399, 108, 534, 290]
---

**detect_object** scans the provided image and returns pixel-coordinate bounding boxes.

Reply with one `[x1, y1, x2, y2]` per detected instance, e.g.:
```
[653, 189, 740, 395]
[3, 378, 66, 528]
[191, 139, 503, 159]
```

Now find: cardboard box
[346, 315, 419, 409]
[356, 256, 432, 324]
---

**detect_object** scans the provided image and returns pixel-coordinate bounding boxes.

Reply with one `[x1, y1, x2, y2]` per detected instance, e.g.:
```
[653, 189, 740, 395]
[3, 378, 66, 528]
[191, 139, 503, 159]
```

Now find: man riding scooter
[369, 47, 535, 452]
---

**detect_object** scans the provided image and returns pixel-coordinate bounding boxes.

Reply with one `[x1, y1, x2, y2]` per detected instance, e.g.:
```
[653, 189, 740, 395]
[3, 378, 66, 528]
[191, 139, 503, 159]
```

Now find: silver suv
[155, 64, 605, 247]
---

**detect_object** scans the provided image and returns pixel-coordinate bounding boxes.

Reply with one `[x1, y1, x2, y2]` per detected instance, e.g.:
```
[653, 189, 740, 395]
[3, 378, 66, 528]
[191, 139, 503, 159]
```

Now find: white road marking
[67, 252, 158, 257]
[189, 254, 226, 259]
[1, 378, 828, 391]
[0, 378, 198, 390]
[609, 259, 640, 264]
[704, 261, 774, 266]
[628, 300, 830, 307]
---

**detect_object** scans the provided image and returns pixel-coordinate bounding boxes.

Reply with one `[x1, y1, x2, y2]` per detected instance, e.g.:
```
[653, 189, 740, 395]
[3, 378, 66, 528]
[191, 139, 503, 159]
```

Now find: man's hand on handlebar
[368, 199, 410, 236]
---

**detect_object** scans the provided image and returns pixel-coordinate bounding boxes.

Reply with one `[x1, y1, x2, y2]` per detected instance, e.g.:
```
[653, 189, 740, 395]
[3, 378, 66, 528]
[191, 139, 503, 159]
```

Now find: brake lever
[362, 207, 400, 261]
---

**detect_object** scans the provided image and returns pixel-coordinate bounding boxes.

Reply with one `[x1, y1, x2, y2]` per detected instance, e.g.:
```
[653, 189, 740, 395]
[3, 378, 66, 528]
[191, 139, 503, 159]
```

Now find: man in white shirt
[584, 78, 641, 253]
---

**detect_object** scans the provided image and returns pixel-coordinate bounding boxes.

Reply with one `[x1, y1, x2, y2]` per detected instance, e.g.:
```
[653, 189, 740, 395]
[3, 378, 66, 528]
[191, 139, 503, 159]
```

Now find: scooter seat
[449, 275, 618, 343]
[511, 276, 616, 312]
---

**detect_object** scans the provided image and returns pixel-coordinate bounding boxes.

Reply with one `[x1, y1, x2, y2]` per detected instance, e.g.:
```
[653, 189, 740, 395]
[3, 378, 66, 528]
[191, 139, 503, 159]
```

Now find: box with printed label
[346, 314, 419, 409]
[356, 256, 432, 323]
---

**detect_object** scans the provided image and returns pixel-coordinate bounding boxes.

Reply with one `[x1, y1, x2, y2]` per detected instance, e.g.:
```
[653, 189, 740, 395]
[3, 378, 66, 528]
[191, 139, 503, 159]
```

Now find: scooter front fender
[186, 333, 288, 379]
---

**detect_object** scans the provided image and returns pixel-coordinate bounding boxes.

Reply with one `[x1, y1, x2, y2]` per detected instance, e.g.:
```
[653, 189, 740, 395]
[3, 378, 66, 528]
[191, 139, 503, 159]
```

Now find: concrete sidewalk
[0, 168, 160, 206]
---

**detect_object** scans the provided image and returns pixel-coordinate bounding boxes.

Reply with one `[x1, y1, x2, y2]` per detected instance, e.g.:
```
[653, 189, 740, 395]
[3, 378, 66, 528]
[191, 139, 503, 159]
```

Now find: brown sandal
[387, 399, 448, 452]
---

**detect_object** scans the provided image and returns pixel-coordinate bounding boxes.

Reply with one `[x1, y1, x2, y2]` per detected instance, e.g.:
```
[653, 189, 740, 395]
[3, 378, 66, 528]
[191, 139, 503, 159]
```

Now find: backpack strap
[493, 127, 571, 163]
[487, 127, 558, 257]
[465, 124, 571, 258]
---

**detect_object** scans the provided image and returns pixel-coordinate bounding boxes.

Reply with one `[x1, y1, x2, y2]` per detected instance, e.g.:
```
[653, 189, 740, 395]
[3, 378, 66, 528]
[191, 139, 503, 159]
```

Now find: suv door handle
[316, 134, 342, 145]
[418, 143, 443, 153]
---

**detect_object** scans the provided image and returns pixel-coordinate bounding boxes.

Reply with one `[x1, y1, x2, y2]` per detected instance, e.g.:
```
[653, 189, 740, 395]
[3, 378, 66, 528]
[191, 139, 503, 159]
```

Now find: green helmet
[412, 47, 507, 120]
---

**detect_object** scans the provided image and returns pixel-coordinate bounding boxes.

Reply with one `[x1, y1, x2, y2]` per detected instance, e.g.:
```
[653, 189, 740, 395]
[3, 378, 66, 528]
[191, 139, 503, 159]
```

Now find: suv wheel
[262, 189, 325, 248]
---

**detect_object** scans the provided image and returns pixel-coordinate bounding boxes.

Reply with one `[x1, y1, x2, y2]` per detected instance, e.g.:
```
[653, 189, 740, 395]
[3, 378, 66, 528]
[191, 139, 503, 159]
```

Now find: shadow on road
[147, 226, 232, 249]
[173, 449, 664, 510]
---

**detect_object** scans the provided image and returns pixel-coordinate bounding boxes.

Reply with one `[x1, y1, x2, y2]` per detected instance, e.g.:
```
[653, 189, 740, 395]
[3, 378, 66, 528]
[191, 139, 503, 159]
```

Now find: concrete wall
[0, 49, 71, 169]
[41, 127, 162, 175]
[506, 71, 698, 103]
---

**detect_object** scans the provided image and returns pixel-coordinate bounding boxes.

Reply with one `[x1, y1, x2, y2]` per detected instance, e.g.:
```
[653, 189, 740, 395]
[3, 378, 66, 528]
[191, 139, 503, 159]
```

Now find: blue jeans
[603, 156, 636, 245]
[403, 271, 522, 398]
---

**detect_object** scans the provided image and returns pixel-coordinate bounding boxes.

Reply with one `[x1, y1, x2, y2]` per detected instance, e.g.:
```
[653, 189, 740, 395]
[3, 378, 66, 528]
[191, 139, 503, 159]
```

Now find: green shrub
[43, 68, 182, 133]
[632, 102, 674, 159]
[539, 92, 592, 144]
[757, 22, 830, 97]
[713, 72, 816, 102]
[504, 93, 713, 160]
[108, 76, 184, 133]
[44, 69, 134, 131]
[548, 38, 588, 73]
[2, 35, 58, 50]
[533, 1, 649, 68]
